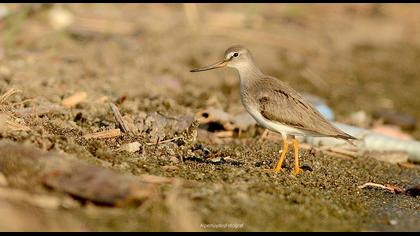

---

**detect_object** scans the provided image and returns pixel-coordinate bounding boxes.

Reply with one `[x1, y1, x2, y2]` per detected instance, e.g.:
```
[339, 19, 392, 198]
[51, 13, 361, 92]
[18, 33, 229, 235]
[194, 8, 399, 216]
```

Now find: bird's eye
[233, 52, 239, 57]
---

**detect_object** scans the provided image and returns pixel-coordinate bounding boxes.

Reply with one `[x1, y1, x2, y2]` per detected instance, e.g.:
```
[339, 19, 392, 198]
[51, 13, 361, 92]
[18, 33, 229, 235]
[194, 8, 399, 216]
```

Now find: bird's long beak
[190, 59, 229, 72]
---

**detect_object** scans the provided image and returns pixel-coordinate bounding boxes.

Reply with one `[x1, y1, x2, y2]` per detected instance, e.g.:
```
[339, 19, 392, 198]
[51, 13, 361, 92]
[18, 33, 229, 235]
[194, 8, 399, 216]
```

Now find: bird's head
[190, 45, 253, 72]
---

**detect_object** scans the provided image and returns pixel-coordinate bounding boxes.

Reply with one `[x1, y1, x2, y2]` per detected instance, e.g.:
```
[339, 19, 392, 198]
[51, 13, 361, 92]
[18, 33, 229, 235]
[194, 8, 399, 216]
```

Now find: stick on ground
[358, 182, 404, 194]
[62, 92, 87, 108]
[109, 102, 130, 133]
[6, 120, 31, 131]
[83, 128, 121, 139]
[0, 88, 22, 104]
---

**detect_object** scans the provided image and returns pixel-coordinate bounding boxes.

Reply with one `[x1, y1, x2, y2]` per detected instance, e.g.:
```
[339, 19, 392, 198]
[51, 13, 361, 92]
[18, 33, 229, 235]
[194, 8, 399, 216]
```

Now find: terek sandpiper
[190, 45, 355, 175]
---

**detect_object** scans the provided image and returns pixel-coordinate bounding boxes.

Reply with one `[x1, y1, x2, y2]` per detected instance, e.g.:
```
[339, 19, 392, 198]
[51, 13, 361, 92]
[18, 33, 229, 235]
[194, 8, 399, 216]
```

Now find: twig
[358, 182, 404, 194]
[321, 147, 359, 158]
[6, 120, 31, 131]
[109, 102, 130, 133]
[83, 128, 121, 139]
[0, 88, 22, 104]
[214, 130, 233, 138]
[9, 98, 35, 107]
[156, 111, 182, 121]
[154, 137, 160, 151]
[323, 150, 353, 160]
[62, 91, 87, 108]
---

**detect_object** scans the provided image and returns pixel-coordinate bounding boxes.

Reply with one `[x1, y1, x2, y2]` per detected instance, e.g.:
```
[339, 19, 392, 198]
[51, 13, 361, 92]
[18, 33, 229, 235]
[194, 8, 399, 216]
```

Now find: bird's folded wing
[253, 78, 352, 139]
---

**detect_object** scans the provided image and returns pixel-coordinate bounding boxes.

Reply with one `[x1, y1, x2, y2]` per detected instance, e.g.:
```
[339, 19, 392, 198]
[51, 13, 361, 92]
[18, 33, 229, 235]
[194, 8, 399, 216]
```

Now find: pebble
[49, 6, 74, 30]
[301, 164, 313, 172]
[119, 141, 141, 153]
[209, 157, 222, 163]
[388, 219, 397, 226]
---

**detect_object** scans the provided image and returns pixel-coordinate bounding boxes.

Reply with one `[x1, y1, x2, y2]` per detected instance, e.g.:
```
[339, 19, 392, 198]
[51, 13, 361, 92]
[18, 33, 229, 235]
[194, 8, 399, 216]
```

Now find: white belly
[242, 100, 305, 137]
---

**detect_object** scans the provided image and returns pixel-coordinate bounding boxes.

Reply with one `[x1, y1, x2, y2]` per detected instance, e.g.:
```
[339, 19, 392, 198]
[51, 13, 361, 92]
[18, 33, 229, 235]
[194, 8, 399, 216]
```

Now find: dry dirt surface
[0, 3, 419, 232]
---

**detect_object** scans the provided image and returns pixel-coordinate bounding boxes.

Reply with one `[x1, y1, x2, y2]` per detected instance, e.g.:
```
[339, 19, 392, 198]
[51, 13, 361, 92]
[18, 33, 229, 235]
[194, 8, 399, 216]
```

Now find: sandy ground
[0, 3, 419, 231]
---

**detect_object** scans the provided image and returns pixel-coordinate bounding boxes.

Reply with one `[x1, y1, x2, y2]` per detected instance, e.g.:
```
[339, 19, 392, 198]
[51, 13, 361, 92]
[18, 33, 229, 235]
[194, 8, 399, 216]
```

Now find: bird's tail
[335, 133, 359, 147]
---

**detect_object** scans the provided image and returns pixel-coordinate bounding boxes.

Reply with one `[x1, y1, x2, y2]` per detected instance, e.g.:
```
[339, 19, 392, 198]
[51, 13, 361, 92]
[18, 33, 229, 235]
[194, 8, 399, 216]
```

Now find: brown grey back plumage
[191, 45, 355, 141]
[243, 76, 355, 140]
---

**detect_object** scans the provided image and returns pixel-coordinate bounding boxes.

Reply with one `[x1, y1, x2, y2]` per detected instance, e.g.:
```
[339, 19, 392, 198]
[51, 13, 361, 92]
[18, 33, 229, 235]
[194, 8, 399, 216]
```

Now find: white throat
[229, 60, 264, 84]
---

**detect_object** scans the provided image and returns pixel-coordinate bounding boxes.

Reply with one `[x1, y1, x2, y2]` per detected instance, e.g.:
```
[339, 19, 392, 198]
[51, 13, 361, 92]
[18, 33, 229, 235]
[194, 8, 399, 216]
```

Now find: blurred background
[0, 4, 420, 232]
[1, 3, 419, 138]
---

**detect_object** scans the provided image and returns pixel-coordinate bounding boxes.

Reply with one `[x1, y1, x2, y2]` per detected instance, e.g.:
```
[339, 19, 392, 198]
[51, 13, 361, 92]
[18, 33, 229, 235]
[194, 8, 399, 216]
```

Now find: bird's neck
[235, 62, 265, 85]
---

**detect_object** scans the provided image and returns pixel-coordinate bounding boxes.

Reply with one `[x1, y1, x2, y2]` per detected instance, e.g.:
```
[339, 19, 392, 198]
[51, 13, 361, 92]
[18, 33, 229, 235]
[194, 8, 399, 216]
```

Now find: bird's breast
[239, 84, 304, 136]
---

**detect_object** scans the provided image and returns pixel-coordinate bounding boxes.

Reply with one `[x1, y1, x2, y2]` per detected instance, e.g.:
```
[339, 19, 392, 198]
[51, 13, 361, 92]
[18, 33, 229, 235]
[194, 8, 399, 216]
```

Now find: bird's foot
[292, 167, 303, 175]
[273, 166, 286, 173]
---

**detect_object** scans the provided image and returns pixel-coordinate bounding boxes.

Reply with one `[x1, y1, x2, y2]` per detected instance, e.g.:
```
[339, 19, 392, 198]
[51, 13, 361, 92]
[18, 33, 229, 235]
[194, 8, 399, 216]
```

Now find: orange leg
[292, 138, 302, 175]
[274, 136, 289, 172]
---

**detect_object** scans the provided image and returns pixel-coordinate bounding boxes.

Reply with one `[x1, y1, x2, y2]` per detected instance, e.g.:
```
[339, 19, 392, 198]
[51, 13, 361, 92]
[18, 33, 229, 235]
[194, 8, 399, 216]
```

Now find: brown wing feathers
[253, 77, 355, 140]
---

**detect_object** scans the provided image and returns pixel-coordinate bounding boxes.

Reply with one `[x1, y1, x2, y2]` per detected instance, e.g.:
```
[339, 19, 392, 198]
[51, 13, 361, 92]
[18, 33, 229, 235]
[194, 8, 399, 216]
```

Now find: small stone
[301, 164, 313, 172]
[49, 6, 74, 30]
[388, 219, 397, 226]
[209, 157, 222, 163]
[119, 142, 141, 153]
